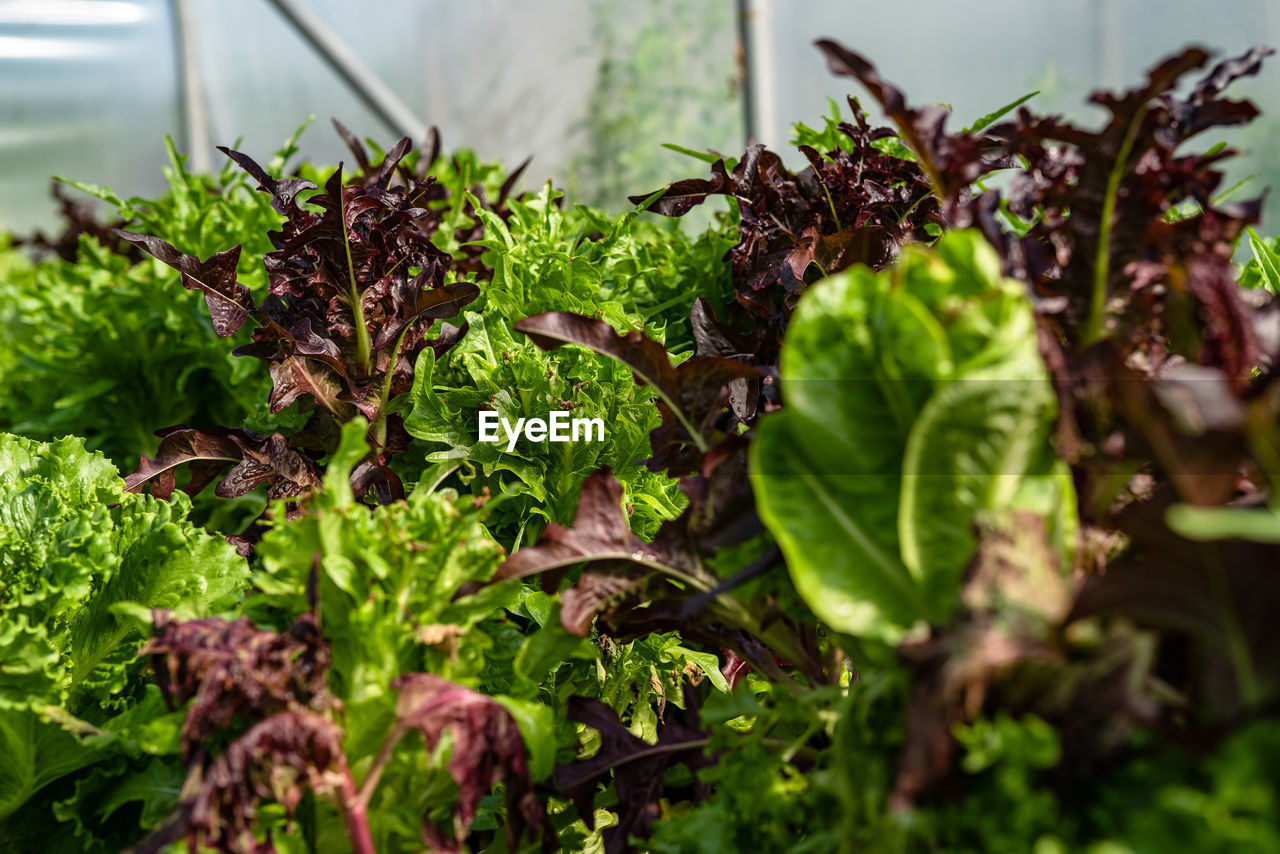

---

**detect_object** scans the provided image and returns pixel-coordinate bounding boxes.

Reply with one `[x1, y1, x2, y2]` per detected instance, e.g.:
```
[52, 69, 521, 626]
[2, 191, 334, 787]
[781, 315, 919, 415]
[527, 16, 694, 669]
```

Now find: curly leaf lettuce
[0, 433, 247, 823]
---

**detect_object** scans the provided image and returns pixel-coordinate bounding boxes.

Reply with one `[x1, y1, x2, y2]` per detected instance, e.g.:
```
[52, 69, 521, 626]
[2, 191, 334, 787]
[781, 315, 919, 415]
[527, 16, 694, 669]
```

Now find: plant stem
[653, 388, 710, 454]
[820, 176, 842, 231]
[374, 322, 415, 448]
[1201, 545, 1260, 708]
[338, 192, 374, 376]
[356, 724, 407, 811]
[604, 738, 712, 771]
[341, 766, 377, 854]
[1084, 104, 1147, 345]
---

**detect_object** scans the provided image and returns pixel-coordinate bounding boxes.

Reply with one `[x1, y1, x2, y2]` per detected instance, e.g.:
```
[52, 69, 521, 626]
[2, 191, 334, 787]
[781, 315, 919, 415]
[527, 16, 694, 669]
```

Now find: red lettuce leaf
[113, 229, 255, 336]
[554, 683, 712, 854]
[125, 427, 322, 502]
[391, 673, 547, 854]
[144, 611, 332, 763]
[134, 711, 358, 854]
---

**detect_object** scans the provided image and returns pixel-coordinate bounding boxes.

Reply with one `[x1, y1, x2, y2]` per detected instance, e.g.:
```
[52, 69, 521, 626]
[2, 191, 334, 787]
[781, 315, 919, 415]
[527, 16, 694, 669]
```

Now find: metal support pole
[735, 0, 778, 149]
[735, 0, 755, 145]
[170, 0, 214, 172]
[263, 0, 428, 142]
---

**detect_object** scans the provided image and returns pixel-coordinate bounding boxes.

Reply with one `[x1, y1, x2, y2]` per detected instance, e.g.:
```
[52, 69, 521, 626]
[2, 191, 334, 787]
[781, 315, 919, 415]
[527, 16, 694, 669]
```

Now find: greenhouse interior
[2, 0, 1280, 851]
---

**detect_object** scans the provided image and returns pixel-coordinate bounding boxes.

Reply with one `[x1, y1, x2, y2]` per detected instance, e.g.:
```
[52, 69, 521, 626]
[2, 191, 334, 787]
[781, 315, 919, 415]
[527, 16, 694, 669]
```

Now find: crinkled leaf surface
[0, 433, 247, 821]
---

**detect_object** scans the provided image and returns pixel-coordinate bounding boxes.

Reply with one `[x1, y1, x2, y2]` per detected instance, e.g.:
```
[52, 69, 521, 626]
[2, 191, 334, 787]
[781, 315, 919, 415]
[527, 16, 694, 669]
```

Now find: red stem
[341, 768, 377, 854]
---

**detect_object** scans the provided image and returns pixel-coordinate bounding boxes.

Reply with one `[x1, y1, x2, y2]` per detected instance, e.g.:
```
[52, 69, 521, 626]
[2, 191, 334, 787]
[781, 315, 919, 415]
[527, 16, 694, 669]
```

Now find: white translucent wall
[0, 0, 739, 232]
[4, 0, 1277, 234]
[0, 0, 179, 232]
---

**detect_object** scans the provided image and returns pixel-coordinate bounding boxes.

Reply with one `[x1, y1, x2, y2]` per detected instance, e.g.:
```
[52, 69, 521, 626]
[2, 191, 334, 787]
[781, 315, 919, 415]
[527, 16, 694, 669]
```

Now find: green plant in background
[0, 138, 281, 473]
[406, 183, 734, 546]
[568, 0, 742, 213]
[0, 121, 532, 484]
[405, 312, 684, 545]
[1242, 226, 1280, 293]
[0, 110, 751, 850]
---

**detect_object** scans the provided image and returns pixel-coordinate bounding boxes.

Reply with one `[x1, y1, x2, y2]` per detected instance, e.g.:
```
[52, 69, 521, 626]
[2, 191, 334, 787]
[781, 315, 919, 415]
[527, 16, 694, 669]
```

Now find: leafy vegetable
[405, 180, 736, 547]
[0, 231, 268, 476]
[119, 136, 479, 506]
[488, 469, 823, 681]
[405, 308, 682, 542]
[389, 673, 546, 853]
[556, 683, 711, 854]
[1243, 226, 1280, 294]
[5, 33, 1280, 854]
[0, 432, 245, 836]
[753, 231, 1071, 637]
[515, 311, 760, 471]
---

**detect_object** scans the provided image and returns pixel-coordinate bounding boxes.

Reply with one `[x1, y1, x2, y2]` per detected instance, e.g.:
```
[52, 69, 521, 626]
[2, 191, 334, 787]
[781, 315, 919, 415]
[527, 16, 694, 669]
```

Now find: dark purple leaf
[492, 470, 655, 589]
[266, 356, 346, 416]
[114, 229, 255, 336]
[989, 45, 1266, 366]
[16, 181, 144, 262]
[498, 156, 532, 206]
[391, 673, 546, 853]
[144, 612, 331, 763]
[490, 468, 824, 680]
[214, 433, 323, 499]
[134, 711, 356, 854]
[215, 145, 317, 216]
[689, 297, 742, 358]
[559, 563, 646, 637]
[349, 458, 405, 505]
[628, 159, 732, 216]
[125, 427, 250, 499]
[373, 136, 412, 188]
[372, 279, 479, 351]
[555, 683, 712, 854]
[331, 117, 372, 175]
[124, 425, 323, 504]
[815, 40, 1008, 210]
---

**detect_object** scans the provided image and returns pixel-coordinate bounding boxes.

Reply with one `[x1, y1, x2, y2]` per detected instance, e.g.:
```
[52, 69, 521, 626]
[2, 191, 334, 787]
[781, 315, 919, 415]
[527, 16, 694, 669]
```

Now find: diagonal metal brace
[263, 0, 428, 142]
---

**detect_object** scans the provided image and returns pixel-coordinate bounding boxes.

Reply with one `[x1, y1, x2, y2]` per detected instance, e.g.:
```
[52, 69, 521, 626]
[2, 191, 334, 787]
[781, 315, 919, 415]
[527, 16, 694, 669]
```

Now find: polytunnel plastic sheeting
[179, 0, 601, 189]
[0, 0, 179, 233]
[748, 0, 1280, 227]
[0, 0, 743, 234]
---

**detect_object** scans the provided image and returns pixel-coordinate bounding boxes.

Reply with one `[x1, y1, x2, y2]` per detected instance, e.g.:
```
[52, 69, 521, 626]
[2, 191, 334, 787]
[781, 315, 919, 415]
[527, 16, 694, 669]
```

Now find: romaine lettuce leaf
[753, 231, 1074, 639]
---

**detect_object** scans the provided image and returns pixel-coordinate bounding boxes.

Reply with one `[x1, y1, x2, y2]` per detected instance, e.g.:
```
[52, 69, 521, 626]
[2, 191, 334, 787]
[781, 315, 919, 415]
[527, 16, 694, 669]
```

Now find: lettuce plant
[401, 179, 747, 567]
[0, 148, 276, 473]
[118, 137, 480, 508]
[0, 433, 246, 847]
[753, 230, 1073, 638]
[4, 33, 1280, 854]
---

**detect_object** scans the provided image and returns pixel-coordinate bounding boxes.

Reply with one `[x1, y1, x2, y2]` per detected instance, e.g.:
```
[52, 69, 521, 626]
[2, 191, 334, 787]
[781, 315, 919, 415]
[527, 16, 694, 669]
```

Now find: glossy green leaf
[754, 232, 1069, 636]
[1245, 227, 1280, 294]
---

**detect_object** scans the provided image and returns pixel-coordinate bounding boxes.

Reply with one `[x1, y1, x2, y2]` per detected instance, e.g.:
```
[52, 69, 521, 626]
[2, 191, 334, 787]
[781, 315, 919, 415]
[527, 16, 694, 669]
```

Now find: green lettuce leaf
[753, 231, 1073, 639]
[0, 432, 247, 823]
